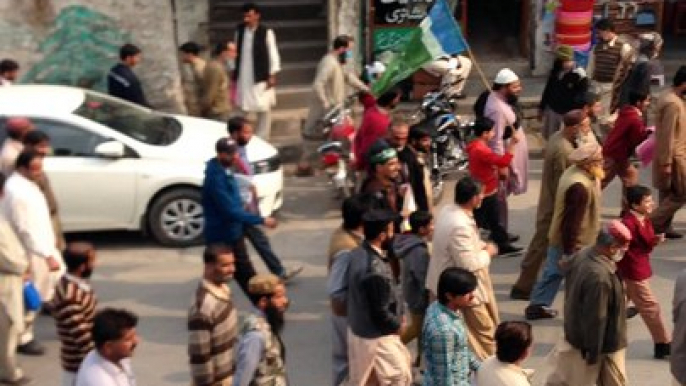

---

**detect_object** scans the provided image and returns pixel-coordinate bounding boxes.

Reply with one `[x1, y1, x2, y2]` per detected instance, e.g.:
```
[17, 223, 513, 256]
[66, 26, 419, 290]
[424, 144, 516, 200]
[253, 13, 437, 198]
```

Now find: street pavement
[22, 161, 684, 385]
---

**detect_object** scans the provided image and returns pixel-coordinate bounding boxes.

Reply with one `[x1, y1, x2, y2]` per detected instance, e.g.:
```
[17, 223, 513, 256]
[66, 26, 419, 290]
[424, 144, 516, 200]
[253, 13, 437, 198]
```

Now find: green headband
[369, 148, 398, 165]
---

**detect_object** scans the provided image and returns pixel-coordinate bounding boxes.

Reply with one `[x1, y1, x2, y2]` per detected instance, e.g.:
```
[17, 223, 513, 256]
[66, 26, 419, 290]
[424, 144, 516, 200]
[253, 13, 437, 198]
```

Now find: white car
[0, 85, 283, 247]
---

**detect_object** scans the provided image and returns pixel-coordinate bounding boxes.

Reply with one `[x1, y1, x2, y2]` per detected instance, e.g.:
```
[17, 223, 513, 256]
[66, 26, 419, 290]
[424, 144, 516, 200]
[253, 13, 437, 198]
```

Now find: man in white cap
[483, 68, 529, 246]
[545, 221, 630, 386]
[422, 53, 472, 99]
[525, 143, 604, 320]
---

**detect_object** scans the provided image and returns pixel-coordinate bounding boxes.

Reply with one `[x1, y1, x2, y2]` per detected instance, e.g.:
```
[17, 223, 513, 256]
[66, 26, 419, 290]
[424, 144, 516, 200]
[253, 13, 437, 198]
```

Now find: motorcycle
[411, 86, 472, 201]
[317, 94, 358, 198]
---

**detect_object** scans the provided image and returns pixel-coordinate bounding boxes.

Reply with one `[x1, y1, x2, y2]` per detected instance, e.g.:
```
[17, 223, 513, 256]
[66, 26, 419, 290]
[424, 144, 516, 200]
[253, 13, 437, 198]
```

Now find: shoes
[509, 287, 531, 301]
[498, 244, 523, 257]
[654, 342, 671, 359]
[665, 231, 683, 240]
[0, 376, 33, 385]
[508, 233, 520, 243]
[525, 305, 558, 320]
[16, 340, 45, 356]
[626, 306, 639, 319]
[281, 266, 304, 283]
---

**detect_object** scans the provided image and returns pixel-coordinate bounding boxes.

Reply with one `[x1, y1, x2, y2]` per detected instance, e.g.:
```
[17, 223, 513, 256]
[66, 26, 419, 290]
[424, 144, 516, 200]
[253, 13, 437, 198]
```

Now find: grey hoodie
[394, 233, 430, 313]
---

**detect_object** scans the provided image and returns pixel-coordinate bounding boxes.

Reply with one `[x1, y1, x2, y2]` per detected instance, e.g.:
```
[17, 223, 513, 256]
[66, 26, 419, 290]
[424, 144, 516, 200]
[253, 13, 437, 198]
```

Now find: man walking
[298, 35, 369, 175]
[233, 3, 281, 139]
[484, 68, 529, 237]
[386, 117, 429, 212]
[233, 274, 290, 386]
[0, 173, 31, 386]
[4, 151, 62, 355]
[76, 308, 139, 386]
[422, 268, 481, 385]
[327, 195, 368, 386]
[202, 138, 277, 298]
[108, 43, 149, 107]
[199, 42, 232, 121]
[426, 176, 499, 359]
[510, 110, 584, 300]
[650, 66, 686, 235]
[587, 19, 633, 126]
[545, 221, 630, 386]
[188, 245, 239, 386]
[51, 242, 98, 386]
[346, 209, 412, 386]
[0, 59, 19, 86]
[526, 143, 604, 320]
[179, 41, 207, 117]
[228, 117, 301, 281]
[673, 269, 686, 386]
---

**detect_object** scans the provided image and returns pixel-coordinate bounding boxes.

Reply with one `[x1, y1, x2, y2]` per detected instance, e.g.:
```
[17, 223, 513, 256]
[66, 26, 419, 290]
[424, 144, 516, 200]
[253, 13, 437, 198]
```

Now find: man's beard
[381, 234, 394, 251]
[237, 138, 249, 147]
[82, 268, 93, 279]
[506, 93, 519, 105]
[265, 303, 285, 335]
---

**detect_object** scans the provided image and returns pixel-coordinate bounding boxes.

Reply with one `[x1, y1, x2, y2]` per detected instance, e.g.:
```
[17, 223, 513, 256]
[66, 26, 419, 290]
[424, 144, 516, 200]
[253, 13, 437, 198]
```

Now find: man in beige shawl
[296, 35, 368, 176]
[650, 66, 686, 235]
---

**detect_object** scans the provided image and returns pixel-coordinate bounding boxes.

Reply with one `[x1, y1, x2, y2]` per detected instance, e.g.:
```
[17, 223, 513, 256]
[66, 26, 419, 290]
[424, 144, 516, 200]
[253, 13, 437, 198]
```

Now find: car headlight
[251, 154, 281, 174]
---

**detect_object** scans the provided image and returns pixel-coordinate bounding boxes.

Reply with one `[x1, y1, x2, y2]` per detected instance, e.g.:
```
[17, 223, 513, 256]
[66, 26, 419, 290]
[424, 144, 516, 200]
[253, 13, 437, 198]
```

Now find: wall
[0, 0, 211, 113]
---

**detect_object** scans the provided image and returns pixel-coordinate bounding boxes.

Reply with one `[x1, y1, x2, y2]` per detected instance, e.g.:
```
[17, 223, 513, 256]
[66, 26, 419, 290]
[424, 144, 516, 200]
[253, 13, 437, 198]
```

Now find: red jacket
[466, 139, 513, 195]
[353, 93, 391, 171]
[603, 106, 649, 163]
[617, 211, 659, 281]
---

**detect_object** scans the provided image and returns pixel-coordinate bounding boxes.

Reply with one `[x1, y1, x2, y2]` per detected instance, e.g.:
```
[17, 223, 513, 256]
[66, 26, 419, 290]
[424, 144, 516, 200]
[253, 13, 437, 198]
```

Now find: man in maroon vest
[233, 3, 281, 140]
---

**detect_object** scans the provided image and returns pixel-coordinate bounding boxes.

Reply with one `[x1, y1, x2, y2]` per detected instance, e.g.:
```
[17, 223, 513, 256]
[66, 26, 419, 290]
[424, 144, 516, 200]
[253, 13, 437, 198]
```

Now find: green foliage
[22, 5, 131, 91]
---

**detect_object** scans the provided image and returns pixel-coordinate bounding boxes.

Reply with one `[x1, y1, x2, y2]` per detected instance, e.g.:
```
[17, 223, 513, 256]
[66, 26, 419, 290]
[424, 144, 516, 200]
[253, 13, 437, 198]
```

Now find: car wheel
[148, 188, 204, 247]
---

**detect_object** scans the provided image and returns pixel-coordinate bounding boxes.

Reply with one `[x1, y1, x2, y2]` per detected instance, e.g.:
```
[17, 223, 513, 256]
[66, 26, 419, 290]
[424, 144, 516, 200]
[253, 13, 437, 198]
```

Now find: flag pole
[465, 44, 492, 90]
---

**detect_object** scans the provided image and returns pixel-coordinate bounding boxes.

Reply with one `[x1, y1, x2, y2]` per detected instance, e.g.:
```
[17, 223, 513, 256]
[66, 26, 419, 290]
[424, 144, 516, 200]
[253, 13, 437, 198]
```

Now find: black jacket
[107, 63, 149, 107]
[346, 242, 402, 338]
[539, 67, 588, 114]
[397, 146, 429, 211]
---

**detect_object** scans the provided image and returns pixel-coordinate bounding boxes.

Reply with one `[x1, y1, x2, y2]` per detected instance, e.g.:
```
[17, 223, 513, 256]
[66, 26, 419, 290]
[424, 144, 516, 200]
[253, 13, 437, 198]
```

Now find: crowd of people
[2, 3, 686, 385]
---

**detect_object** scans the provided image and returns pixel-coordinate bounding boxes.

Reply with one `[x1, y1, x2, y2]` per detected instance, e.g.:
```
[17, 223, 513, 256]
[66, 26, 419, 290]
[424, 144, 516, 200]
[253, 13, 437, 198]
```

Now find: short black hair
[203, 244, 234, 264]
[363, 218, 393, 241]
[228, 116, 249, 135]
[211, 41, 229, 58]
[495, 321, 533, 363]
[120, 44, 141, 60]
[409, 211, 432, 234]
[625, 184, 652, 208]
[0, 59, 19, 74]
[242, 2, 261, 13]
[342, 195, 370, 231]
[22, 130, 50, 147]
[409, 125, 431, 141]
[472, 116, 495, 137]
[333, 35, 352, 50]
[376, 88, 401, 108]
[15, 150, 41, 170]
[437, 267, 477, 304]
[595, 18, 615, 32]
[179, 41, 202, 55]
[454, 176, 482, 205]
[674, 65, 686, 88]
[628, 91, 649, 106]
[64, 246, 90, 273]
[92, 308, 138, 348]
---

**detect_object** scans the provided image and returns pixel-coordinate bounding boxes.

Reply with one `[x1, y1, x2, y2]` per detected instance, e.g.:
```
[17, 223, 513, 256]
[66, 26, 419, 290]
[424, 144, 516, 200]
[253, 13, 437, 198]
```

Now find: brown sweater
[188, 280, 238, 386]
[51, 275, 97, 373]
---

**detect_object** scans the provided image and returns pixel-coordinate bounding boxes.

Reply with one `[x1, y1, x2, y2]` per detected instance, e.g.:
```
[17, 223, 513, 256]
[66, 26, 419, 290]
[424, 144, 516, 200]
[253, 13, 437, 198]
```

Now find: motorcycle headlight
[251, 154, 282, 174]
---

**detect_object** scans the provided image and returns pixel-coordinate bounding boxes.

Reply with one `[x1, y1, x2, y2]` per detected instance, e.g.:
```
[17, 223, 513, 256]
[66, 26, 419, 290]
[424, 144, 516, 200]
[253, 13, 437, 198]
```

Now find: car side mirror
[94, 140, 125, 158]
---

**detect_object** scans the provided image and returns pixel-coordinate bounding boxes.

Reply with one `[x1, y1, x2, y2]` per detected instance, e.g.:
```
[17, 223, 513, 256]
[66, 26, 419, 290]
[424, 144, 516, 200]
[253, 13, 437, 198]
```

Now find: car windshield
[73, 92, 182, 146]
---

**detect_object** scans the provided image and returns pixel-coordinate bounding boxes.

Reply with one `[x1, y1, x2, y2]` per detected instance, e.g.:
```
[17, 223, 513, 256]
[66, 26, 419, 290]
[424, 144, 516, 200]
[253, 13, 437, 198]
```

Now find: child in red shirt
[619, 185, 671, 359]
[466, 117, 522, 255]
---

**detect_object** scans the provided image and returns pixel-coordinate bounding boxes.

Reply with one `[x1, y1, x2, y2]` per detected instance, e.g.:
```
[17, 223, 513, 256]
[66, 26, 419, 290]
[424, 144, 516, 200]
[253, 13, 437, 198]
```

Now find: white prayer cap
[494, 68, 519, 85]
[367, 61, 386, 76]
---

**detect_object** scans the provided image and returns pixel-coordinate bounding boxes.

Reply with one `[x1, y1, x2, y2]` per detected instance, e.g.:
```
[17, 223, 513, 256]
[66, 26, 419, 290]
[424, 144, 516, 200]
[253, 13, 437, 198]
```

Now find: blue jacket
[202, 158, 263, 244]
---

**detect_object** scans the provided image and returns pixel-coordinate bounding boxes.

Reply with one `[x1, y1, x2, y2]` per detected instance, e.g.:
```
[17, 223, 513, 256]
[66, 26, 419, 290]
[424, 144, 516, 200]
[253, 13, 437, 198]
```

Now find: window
[33, 120, 107, 157]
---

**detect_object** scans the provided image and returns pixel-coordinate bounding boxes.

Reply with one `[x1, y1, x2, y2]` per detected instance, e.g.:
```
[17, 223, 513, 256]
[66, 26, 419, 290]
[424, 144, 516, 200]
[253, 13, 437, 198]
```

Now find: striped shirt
[52, 274, 98, 372]
[188, 280, 238, 386]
